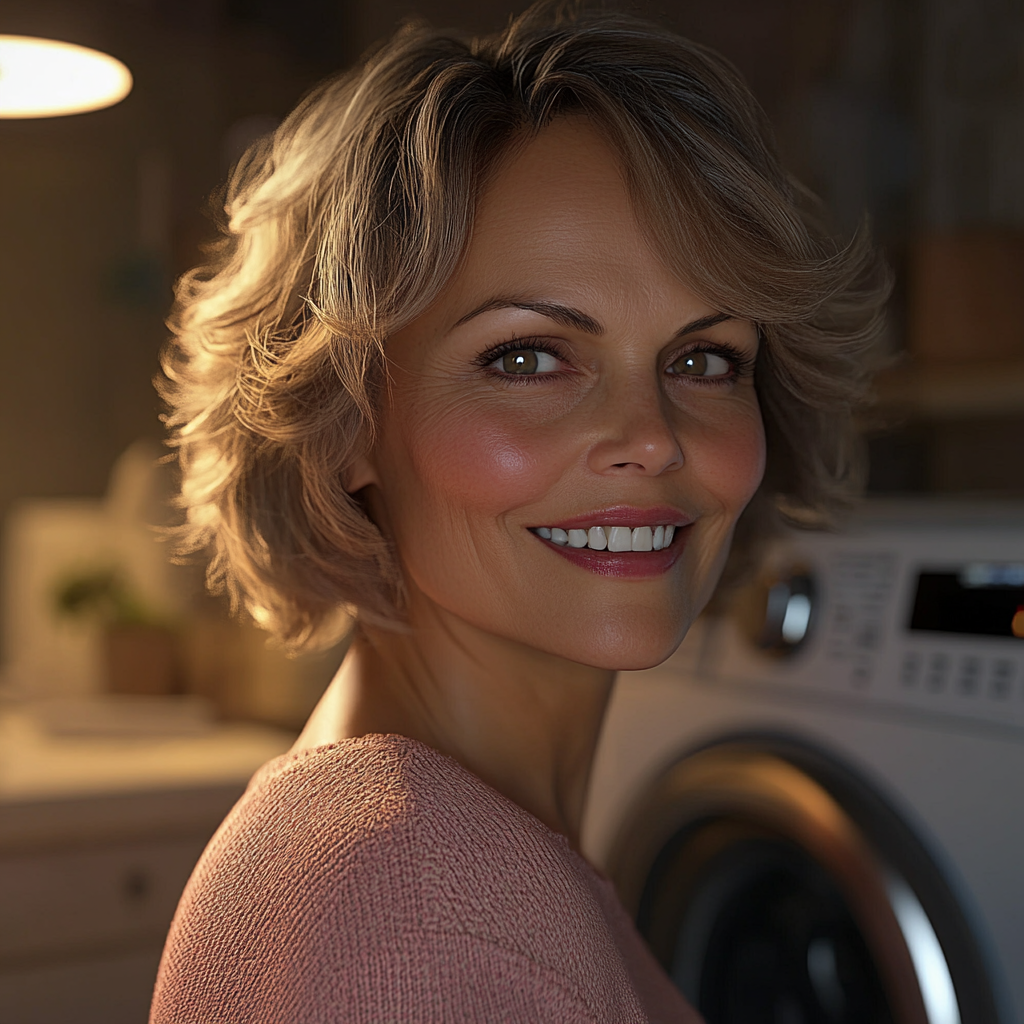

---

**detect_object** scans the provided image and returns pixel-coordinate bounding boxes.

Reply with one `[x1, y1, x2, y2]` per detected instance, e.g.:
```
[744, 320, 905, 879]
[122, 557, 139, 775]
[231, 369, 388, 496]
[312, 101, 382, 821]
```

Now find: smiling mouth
[531, 524, 676, 552]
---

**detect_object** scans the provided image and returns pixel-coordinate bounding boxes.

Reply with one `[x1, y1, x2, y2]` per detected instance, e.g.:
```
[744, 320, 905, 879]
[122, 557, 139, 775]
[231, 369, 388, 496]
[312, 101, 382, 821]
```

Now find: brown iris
[668, 350, 729, 377]
[672, 352, 709, 375]
[502, 350, 540, 374]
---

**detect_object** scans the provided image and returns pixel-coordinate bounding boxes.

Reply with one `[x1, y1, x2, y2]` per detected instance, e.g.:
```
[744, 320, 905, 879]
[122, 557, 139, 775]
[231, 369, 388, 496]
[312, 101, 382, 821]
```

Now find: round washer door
[607, 738, 1001, 1024]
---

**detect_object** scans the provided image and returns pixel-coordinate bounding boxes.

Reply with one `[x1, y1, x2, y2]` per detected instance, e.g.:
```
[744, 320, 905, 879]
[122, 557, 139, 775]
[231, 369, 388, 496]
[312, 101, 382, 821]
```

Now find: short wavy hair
[160, 2, 890, 649]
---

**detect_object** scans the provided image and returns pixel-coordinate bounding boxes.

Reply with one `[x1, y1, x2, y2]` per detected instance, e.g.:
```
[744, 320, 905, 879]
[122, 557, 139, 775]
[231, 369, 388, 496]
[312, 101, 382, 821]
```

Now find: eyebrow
[451, 298, 734, 339]
[673, 312, 734, 337]
[451, 299, 603, 335]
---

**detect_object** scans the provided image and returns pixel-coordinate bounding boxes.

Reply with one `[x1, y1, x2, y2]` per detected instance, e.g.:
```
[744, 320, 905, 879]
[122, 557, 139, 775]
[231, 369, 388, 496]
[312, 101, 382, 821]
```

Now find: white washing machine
[583, 502, 1024, 1024]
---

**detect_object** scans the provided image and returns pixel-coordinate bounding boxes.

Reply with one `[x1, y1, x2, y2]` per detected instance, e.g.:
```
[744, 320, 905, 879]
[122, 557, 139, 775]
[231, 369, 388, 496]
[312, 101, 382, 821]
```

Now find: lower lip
[538, 527, 689, 579]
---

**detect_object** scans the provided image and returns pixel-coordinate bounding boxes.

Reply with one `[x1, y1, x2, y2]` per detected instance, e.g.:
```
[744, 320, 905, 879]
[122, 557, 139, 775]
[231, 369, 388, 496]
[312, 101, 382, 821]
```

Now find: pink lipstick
[528, 506, 691, 578]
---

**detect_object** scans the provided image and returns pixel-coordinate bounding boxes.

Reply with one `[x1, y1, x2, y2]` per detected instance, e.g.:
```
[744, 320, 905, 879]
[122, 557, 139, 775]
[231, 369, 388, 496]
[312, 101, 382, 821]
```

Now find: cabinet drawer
[0, 835, 208, 961]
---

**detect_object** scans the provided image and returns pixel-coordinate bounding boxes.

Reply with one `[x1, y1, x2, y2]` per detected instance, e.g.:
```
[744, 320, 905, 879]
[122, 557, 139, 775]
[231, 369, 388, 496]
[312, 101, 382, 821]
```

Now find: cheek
[688, 405, 766, 510]
[388, 400, 566, 521]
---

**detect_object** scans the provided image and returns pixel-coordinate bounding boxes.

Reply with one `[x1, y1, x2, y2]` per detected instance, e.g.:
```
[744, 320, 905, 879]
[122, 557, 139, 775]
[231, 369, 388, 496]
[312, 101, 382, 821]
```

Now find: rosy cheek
[490, 440, 531, 476]
[405, 410, 564, 516]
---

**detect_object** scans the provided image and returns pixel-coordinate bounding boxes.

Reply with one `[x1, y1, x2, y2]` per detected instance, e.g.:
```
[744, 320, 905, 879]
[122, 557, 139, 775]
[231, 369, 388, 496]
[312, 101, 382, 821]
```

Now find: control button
[900, 652, 921, 688]
[854, 621, 882, 651]
[926, 653, 949, 692]
[956, 656, 981, 695]
[850, 659, 872, 688]
[990, 659, 1016, 699]
[832, 604, 853, 632]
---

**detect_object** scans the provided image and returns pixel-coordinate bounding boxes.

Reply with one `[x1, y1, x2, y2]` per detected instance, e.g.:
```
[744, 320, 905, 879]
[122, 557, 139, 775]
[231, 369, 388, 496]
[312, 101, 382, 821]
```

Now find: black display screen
[909, 567, 1024, 639]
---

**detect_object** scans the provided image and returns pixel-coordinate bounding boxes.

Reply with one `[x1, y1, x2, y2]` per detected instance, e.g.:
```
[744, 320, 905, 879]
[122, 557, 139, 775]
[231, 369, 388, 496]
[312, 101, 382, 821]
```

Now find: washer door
[606, 738, 1001, 1024]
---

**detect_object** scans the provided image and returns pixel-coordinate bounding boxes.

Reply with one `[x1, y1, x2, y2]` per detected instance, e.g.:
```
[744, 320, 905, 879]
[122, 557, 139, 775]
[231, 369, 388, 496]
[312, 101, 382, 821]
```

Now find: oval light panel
[0, 35, 132, 118]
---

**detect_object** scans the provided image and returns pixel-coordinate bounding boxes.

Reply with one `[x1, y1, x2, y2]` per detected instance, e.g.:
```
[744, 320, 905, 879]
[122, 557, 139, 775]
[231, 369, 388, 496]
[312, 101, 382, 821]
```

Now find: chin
[553, 615, 694, 673]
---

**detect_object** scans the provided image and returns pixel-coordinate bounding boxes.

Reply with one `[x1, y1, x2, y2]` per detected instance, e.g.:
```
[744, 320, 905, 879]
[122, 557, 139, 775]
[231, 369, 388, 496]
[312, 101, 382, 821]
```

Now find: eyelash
[665, 342, 757, 384]
[475, 337, 572, 385]
[475, 338, 756, 384]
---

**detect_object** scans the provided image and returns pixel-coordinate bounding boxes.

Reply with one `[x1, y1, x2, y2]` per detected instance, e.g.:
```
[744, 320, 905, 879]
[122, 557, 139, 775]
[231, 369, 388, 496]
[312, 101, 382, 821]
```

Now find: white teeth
[608, 526, 632, 552]
[536, 522, 680, 552]
[631, 526, 653, 551]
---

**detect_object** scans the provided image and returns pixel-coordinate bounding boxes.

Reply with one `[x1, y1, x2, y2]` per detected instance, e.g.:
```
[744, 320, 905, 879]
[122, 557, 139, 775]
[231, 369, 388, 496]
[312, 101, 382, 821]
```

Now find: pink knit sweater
[150, 734, 699, 1023]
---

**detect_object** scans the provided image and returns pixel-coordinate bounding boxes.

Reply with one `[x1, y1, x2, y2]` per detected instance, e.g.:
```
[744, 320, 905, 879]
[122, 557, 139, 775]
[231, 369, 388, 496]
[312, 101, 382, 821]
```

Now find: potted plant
[55, 569, 182, 696]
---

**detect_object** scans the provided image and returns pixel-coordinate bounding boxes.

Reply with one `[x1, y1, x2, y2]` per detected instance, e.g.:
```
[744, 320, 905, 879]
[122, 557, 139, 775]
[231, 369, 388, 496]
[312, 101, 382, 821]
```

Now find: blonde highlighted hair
[160, 2, 891, 649]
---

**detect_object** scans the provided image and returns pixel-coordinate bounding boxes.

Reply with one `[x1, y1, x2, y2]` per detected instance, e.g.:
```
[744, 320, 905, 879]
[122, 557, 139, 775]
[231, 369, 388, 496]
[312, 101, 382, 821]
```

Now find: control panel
[706, 506, 1024, 732]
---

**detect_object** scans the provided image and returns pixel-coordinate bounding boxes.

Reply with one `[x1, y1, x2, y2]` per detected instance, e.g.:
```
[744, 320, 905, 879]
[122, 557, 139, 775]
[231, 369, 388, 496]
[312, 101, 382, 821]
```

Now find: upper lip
[532, 505, 693, 531]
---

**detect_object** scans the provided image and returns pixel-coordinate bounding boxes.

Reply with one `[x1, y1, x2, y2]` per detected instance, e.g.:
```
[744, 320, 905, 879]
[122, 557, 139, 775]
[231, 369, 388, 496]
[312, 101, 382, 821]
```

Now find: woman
[151, 5, 888, 1022]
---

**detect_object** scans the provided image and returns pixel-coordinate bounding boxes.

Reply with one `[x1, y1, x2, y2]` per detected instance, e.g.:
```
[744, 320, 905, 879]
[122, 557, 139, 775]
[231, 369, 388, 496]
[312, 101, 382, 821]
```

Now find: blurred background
[0, 0, 1022, 1021]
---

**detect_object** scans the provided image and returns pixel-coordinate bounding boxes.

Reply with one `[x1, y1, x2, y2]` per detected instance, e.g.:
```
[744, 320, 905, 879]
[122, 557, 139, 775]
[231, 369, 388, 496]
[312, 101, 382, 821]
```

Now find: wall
[1, 0, 1020, 671]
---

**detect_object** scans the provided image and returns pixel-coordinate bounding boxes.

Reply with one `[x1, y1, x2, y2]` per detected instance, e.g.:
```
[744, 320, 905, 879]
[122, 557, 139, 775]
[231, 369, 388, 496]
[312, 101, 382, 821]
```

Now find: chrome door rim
[606, 736, 1001, 1024]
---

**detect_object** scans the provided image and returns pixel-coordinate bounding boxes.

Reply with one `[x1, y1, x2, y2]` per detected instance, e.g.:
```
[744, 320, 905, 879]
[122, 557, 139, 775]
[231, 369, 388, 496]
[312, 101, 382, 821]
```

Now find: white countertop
[0, 700, 295, 850]
[0, 704, 294, 803]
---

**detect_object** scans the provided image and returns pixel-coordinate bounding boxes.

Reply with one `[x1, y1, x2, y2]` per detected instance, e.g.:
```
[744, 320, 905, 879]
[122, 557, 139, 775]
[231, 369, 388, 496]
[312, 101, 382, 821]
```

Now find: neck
[294, 595, 617, 849]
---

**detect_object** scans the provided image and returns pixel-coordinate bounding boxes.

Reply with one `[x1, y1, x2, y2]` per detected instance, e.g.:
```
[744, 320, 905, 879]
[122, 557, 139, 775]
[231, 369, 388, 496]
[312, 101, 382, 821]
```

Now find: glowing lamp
[0, 35, 132, 118]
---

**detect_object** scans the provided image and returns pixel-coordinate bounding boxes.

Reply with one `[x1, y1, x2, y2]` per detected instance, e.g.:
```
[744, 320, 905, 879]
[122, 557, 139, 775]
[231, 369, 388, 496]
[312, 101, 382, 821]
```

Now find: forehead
[447, 118, 664, 302]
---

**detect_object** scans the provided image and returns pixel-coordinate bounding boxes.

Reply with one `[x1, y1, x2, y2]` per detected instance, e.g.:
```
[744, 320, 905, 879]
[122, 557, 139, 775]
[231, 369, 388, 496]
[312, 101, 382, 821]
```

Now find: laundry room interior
[1, 0, 1022, 1022]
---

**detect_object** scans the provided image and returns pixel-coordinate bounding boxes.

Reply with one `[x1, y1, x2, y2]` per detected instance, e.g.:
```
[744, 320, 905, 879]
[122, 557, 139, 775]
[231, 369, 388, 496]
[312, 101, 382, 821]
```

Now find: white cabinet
[0, 787, 241, 1024]
[1, 835, 211, 963]
[0, 713, 293, 1024]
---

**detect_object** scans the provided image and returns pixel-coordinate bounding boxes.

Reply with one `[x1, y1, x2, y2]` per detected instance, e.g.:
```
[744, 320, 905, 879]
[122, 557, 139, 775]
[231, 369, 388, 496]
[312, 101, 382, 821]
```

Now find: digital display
[909, 565, 1024, 639]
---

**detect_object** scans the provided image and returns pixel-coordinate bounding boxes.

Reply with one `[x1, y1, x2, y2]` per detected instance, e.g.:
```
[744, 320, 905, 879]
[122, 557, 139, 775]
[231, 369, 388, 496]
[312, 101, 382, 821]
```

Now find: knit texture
[150, 734, 699, 1023]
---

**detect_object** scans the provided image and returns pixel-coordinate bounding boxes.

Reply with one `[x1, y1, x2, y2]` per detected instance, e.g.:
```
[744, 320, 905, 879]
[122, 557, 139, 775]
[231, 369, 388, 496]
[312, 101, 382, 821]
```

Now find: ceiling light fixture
[0, 35, 132, 119]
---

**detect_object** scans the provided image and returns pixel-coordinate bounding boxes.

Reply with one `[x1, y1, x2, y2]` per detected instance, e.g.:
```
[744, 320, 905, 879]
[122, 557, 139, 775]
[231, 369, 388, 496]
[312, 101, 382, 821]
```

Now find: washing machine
[583, 502, 1024, 1024]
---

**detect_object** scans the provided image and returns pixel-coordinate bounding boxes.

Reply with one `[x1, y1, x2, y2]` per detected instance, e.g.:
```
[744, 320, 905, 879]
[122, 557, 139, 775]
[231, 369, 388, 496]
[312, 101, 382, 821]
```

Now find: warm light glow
[0, 35, 132, 118]
[1012, 605, 1024, 639]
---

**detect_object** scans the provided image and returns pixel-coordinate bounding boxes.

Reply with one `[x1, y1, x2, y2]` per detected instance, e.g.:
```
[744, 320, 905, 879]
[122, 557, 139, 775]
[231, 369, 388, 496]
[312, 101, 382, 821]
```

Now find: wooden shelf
[873, 359, 1024, 420]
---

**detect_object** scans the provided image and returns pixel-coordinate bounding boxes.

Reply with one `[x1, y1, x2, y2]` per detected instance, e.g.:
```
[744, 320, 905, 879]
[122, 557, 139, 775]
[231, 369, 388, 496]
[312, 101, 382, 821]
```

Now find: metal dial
[735, 566, 817, 656]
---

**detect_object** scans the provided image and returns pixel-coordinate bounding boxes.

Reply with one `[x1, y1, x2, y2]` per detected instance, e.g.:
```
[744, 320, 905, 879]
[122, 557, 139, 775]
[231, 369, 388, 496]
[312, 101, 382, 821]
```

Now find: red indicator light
[1013, 606, 1024, 639]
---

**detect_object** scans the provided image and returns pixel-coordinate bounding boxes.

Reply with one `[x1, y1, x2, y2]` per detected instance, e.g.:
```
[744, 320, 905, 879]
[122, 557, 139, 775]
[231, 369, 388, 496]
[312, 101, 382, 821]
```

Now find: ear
[342, 451, 379, 494]
[342, 449, 391, 540]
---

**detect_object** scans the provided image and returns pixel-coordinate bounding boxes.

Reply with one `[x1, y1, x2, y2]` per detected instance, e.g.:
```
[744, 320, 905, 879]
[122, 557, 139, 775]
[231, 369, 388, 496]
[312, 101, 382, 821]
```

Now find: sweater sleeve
[152, 917, 604, 1024]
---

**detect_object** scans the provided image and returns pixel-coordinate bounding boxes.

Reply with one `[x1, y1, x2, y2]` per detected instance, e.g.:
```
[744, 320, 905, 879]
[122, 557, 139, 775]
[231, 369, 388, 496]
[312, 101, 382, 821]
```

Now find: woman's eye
[667, 350, 732, 378]
[492, 349, 560, 375]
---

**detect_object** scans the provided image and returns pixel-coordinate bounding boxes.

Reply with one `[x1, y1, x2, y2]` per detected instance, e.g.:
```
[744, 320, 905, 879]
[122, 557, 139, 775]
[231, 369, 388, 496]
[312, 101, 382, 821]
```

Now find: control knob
[735, 564, 817, 656]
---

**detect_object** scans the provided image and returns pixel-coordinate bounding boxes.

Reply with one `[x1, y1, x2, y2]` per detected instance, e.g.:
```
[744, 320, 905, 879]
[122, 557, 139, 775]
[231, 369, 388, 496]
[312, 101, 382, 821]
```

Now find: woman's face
[350, 119, 765, 670]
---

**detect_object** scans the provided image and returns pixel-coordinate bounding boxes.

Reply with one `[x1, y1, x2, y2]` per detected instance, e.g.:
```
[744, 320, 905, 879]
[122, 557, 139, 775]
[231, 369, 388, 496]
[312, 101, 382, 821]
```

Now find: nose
[585, 373, 684, 477]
